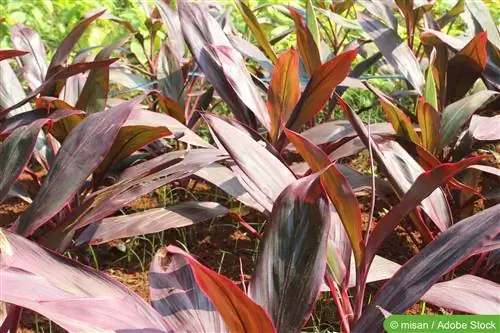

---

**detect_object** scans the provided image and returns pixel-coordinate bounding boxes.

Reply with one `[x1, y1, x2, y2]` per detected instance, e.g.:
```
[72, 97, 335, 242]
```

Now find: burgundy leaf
[10, 24, 48, 89]
[0, 119, 47, 203]
[1, 59, 118, 117]
[166, 246, 276, 333]
[365, 154, 486, 267]
[155, 0, 184, 60]
[149, 247, 226, 332]
[45, 10, 105, 79]
[378, 140, 452, 232]
[195, 163, 265, 212]
[75, 36, 129, 113]
[354, 204, 500, 332]
[358, 12, 424, 94]
[15, 96, 144, 236]
[205, 114, 295, 213]
[250, 174, 330, 333]
[0, 49, 29, 61]
[422, 275, 500, 314]
[0, 229, 170, 332]
[76, 201, 228, 246]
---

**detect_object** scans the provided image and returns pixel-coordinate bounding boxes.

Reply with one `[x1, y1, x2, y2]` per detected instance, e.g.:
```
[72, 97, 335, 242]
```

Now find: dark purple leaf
[178, 1, 269, 129]
[74, 149, 226, 231]
[155, 0, 184, 60]
[365, 155, 486, 267]
[0, 119, 46, 203]
[250, 174, 331, 333]
[45, 10, 105, 80]
[378, 140, 452, 232]
[288, 120, 395, 149]
[178, 1, 231, 61]
[199, 45, 270, 129]
[149, 247, 226, 332]
[354, 204, 500, 332]
[422, 275, 500, 314]
[75, 36, 129, 113]
[0, 108, 82, 138]
[15, 96, 143, 236]
[358, 12, 424, 94]
[76, 201, 228, 246]
[10, 24, 48, 89]
[195, 163, 265, 212]
[0, 229, 170, 332]
[440, 91, 498, 148]
[205, 114, 295, 213]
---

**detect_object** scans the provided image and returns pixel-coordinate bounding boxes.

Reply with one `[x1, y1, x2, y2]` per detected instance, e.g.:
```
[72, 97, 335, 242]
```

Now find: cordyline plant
[0, 0, 499, 332]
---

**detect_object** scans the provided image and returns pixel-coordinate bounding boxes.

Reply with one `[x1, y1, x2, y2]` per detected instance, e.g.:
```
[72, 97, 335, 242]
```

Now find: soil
[2, 161, 498, 333]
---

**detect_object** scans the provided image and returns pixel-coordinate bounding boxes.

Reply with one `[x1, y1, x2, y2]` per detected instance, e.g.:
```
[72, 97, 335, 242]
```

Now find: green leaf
[234, 0, 277, 63]
[424, 50, 438, 111]
[439, 90, 498, 149]
[306, 0, 320, 48]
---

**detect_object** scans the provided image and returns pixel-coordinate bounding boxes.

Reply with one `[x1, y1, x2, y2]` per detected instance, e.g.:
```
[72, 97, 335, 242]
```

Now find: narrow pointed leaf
[358, 12, 424, 94]
[306, 0, 320, 47]
[167, 246, 277, 333]
[10, 24, 48, 89]
[205, 114, 295, 212]
[358, 0, 397, 30]
[76, 202, 228, 246]
[285, 49, 358, 135]
[1, 59, 118, 117]
[75, 36, 129, 113]
[0, 120, 46, 203]
[289, 7, 321, 75]
[354, 204, 500, 332]
[378, 140, 453, 232]
[439, 90, 498, 148]
[367, 83, 421, 144]
[285, 129, 364, 267]
[201, 44, 270, 129]
[234, 0, 278, 63]
[422, 275, 500, 315]
[250, 174, 330, 333]
[149, 248, 226, 332]
[195, 163, 265, 213]
[466, 1, 500, 50]
[424, 49, 438, 110]
[157, 43, 184, 103]
[316, 7, 361, 30]
[0, 61, 30, 118]
[0, 229, 170, 332]
[0, 49, 29, 61]
[45, 10, 105, 78]
[365, 154, 485, 266]
[446, 32, 488, 103]
[16, 96, 144, 236]
[178, 1, 231, 61]
[267, 48, 300, 144]
[416, 98, 440, 153]
[155, 0, 184, 60]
